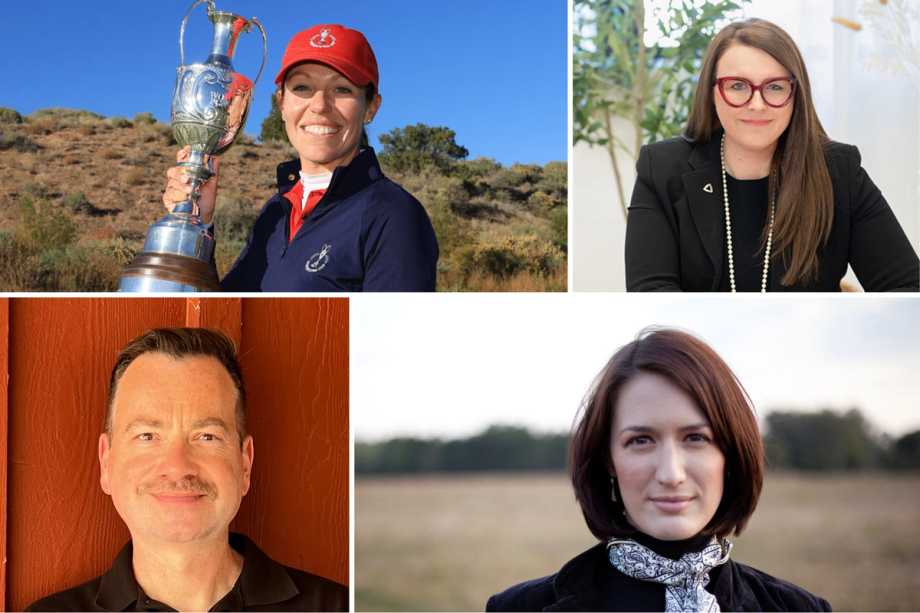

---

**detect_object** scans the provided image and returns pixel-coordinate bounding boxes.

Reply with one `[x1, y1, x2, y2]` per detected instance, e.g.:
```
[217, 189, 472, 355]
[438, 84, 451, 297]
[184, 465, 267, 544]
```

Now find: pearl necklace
[721, 133, 776, 293]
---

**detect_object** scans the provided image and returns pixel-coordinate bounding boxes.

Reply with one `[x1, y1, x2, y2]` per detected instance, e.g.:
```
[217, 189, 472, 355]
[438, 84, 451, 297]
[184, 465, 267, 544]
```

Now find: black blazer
[486, 543, 832, 612]
[624, 135, 919, 292]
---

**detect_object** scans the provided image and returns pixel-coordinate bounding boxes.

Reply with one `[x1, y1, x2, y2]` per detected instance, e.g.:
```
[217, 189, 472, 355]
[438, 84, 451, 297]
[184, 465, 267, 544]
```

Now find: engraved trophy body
[119, 0, 265, 292]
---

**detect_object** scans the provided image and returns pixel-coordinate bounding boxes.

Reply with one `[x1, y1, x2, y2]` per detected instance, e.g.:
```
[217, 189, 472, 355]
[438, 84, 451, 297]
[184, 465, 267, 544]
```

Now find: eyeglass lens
[722, 79, 794, 106]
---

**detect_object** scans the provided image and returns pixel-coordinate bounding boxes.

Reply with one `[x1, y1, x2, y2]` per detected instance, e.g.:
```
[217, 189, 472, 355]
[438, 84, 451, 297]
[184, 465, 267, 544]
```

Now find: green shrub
[108, 116, 133, 129]
[214, 191, 258, 243]
[0, 106, 23, 124]
[488, 167, 526, 189]
[134, 111, 157, 125]
[29, 107, 105, 122]
[550, 206, 567, 254]
[259, 93, 289, 144]
[536, 161, 567, 201]
[527, 190, 556, 212]
[0, 230, 41, 291]
[455, 157, 503, 181]
[150, 122, 177, 146]
[36, 239, 141, 292]
[469, 234, 564, 278]
[215, 239, 246, 278]
[508, 162, 543, 186]
[0, 132, 35, 152]
[62, 191, 94, 214]
[19, 196, 76, 251]
[21, 180, 48, 201]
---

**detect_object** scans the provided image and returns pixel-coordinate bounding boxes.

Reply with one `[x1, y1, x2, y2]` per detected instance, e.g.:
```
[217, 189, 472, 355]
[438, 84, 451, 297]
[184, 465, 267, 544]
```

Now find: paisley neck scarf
[607, 536, 732, 612]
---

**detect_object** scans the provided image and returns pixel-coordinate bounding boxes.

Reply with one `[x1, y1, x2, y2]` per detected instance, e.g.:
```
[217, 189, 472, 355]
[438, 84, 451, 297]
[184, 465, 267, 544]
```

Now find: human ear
[99, 433, 112, 496]
[240, 435, 254, 497]
[364, 93, 382, 124]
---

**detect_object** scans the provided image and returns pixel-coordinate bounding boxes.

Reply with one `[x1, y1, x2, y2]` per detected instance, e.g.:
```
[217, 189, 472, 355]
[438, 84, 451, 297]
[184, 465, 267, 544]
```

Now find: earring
[610, 477, 618, 502]
[282, 114, 286, 121]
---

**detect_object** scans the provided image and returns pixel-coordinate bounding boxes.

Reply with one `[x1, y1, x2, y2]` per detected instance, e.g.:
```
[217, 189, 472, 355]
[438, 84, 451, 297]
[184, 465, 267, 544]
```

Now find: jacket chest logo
[306, 244, 332, 272]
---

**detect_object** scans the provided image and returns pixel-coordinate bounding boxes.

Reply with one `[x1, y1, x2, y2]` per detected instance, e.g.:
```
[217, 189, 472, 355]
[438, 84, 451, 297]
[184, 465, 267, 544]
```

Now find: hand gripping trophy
[119, 0, 265, 292]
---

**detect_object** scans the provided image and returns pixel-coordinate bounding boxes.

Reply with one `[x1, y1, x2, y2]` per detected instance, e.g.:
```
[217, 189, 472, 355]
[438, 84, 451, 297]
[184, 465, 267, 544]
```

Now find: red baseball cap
[275, 25, 379, 89]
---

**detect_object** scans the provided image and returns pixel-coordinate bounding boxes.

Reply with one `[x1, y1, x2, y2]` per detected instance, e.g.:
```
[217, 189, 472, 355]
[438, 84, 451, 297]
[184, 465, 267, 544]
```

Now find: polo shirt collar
[92, 533, 300, 612]
[275, 146, 383, 201]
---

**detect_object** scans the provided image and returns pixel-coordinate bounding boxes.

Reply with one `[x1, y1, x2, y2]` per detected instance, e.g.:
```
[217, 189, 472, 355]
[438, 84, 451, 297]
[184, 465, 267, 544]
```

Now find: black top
[625, 134, 920, 292]
[24, 533, 348, 612]
[486, 541, 832, 612]
[716, 175, 771, 292]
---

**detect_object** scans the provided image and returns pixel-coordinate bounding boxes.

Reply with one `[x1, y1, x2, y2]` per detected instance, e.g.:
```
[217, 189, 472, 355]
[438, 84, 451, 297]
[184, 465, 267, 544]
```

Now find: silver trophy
[119, 0, 266, 292]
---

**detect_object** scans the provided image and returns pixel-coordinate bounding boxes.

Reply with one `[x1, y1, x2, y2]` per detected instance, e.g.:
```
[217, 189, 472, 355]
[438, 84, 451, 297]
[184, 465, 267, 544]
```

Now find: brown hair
[106, 328, 247, 444]
[685, 18, 834, 287]
[569, 327, 764, 541]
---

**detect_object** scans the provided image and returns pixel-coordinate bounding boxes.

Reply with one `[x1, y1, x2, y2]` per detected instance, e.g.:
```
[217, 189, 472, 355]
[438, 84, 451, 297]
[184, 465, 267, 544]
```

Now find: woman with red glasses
[625, 18, 918, 292]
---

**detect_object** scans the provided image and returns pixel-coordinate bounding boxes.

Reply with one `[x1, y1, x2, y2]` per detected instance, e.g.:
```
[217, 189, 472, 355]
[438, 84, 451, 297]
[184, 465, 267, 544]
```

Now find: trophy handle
[249, 17, 267, 87]
[179, 0, 216, 67]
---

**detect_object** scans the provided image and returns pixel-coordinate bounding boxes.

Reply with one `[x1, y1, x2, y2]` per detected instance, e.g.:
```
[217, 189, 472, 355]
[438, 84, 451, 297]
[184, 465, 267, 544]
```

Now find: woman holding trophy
[624, 18, 918, 292]
[164, 24, 439, 292]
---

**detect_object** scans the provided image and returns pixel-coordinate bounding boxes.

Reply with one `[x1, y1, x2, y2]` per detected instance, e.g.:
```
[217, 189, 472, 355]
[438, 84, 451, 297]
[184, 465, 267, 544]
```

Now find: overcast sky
[352, 295, 920, 442]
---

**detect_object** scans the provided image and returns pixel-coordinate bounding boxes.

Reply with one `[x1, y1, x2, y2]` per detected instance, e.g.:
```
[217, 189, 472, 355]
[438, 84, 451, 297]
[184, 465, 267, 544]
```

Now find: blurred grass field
[355, 471, 920, 612]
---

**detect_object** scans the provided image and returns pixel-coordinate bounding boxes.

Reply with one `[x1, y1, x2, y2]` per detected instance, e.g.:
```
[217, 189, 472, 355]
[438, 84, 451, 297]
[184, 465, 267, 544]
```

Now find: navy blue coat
[221, 147, 438, 292]
[487, 543, 832, 612]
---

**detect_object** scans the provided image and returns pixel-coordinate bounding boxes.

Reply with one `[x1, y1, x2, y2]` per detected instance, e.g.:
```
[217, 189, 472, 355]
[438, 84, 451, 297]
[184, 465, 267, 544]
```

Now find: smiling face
[99, 354, 253, 544]
[714, 43, 794, 159]
[277, 61, 382, 174]
[608, 372, 725, 541]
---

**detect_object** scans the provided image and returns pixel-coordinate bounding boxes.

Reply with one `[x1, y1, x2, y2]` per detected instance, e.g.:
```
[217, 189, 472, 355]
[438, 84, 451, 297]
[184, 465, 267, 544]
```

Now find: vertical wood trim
[185, 298, 243, 349]
[0, 298, 9, 612]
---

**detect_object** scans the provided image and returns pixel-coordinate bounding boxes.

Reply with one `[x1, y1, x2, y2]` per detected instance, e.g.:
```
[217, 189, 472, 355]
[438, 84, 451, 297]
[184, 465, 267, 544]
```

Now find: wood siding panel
[236, 298, 350, 587]
[3, 298, 349, 612]
[1, 299, 9, 611]
[6, 298, 186, 612]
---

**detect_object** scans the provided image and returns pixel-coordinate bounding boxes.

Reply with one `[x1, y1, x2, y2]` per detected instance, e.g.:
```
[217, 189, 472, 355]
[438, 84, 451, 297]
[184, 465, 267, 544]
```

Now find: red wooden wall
[0, 297, 349, 612]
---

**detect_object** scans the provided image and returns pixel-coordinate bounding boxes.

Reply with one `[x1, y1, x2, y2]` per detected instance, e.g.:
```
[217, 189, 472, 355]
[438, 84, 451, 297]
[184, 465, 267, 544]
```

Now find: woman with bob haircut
[488, 328, 831, 612]
[625, 18, 918, 292]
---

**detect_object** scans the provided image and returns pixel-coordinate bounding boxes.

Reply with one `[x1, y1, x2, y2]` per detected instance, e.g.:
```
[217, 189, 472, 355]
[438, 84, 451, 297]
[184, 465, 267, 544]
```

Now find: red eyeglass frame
[713, 76, 798, 108]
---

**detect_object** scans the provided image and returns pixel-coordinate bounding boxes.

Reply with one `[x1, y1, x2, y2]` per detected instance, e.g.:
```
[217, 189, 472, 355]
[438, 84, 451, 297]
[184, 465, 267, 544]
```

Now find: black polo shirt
[25, 533, 348, 612]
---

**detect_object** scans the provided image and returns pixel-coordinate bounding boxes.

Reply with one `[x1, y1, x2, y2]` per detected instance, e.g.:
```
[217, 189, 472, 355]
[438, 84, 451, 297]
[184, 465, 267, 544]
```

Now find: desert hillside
[0, 107, 566, 291]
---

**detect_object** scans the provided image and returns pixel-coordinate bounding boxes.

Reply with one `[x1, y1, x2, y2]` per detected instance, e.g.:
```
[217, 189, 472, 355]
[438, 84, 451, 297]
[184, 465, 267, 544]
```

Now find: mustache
[137, 477, 217, 500]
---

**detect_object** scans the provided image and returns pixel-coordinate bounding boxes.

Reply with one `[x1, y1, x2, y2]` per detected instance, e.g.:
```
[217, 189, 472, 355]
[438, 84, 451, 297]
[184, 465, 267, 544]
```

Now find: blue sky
[0, 0, 567, 166]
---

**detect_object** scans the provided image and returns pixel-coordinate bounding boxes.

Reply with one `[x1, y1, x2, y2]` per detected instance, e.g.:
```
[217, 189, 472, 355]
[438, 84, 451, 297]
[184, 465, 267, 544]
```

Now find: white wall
[573, 0, 920, 292]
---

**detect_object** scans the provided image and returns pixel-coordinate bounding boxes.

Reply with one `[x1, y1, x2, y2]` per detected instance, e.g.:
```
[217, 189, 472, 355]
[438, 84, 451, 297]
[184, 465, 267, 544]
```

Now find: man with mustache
[26, 328, 347, 612]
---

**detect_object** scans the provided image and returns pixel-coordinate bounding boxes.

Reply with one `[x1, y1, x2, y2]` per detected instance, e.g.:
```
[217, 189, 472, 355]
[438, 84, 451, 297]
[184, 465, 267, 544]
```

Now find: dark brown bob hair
[568, 327, 764, 541]
[106, 328, 247, 444]
[684, 18, 833, 287]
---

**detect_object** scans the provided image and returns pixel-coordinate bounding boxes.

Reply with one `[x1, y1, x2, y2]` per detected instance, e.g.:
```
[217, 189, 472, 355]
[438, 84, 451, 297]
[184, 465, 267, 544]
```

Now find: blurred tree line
[356, 426, 568, 473]
[356, 410, 920, 474]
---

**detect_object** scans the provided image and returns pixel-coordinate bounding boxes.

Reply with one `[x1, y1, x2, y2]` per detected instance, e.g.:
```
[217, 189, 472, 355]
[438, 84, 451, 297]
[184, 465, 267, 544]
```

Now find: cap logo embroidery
[306, 244, 332, 272]
[310, 29, 336, 48]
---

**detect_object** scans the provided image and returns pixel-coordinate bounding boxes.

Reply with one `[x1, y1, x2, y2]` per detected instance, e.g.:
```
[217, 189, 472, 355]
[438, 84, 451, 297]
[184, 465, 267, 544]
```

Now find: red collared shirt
[282, 179, 326, 243]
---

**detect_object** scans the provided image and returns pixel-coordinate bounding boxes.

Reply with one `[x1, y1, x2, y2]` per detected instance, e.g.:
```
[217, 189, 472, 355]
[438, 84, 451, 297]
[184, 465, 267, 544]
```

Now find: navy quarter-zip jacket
[221, 147, 439, 292]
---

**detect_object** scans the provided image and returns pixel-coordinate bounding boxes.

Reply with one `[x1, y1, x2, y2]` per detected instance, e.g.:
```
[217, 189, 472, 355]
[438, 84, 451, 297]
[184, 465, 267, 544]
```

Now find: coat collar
[682, 136, 726, 290]
[275, 147, 384, 202]
[681, 133, 786, 291]
[544, 540, 755, 612]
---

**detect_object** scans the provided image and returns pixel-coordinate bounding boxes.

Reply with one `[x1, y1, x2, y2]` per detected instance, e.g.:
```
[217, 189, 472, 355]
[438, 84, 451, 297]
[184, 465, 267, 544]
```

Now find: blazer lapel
[683, 138, 725, 290]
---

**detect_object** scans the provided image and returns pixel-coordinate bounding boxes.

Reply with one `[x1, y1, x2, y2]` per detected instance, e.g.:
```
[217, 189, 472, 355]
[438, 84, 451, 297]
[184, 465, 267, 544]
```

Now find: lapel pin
[703, 183, 713, 193]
